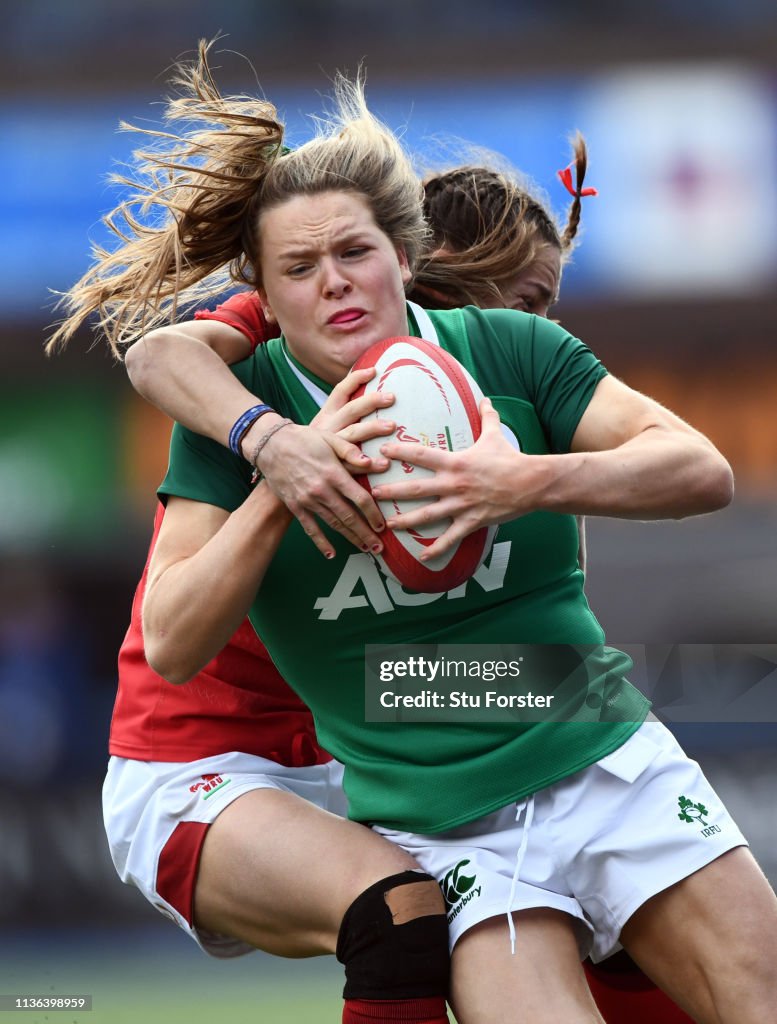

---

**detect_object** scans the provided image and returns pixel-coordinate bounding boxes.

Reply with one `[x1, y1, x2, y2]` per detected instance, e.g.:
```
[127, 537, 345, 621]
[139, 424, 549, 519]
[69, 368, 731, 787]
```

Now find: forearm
[126, 330, 286, 453]
[144, 486, 293, 683]
[377, 388, 734, 558]
[537, 426, 734, 520]
[128, 333, 389, 555]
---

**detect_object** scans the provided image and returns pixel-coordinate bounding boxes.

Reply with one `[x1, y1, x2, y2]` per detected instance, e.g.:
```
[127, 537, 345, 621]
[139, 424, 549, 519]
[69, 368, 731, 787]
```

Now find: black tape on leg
[336, 870, 450, 1001]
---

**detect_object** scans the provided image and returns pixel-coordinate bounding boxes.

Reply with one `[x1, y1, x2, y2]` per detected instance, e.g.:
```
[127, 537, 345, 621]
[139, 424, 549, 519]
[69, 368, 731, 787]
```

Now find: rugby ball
[351, 336, 497, 593]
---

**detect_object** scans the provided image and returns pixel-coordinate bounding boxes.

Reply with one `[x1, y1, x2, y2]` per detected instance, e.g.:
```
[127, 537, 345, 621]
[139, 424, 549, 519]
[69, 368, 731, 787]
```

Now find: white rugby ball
[351, 336, 497, 593]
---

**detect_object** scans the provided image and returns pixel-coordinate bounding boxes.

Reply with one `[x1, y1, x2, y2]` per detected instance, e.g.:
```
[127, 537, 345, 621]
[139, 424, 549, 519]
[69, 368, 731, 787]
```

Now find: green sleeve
[457, 308, 608, 454]
[526, 314, 608, 452]
[157, 421, 252, 512]
[156, 349, 279, 511]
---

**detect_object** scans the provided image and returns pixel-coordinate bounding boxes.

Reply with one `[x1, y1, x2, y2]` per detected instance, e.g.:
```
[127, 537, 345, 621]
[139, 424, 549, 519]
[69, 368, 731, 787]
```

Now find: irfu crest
[678, 795, 710, 827]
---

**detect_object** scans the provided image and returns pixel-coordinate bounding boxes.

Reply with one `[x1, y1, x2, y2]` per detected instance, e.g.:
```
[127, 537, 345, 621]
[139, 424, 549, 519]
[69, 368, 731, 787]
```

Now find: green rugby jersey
[159, 306, 650, 832]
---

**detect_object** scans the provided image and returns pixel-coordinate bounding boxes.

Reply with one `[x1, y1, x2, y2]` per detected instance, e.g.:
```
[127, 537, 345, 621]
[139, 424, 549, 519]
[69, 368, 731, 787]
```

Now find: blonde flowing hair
[47, 40, 427, 358]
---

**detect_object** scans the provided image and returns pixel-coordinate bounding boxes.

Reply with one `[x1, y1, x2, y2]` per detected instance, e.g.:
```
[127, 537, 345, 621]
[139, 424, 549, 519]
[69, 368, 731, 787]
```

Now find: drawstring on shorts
[506, 794, 535, 955]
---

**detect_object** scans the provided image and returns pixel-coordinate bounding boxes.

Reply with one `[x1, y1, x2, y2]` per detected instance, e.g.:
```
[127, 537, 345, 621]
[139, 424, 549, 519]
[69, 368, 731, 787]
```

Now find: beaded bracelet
[249, 418, 294, 483]
[228, 404, 275, 456]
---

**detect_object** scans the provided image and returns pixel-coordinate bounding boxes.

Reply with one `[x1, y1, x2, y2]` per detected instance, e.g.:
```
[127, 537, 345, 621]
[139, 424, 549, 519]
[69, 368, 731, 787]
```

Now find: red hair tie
[557, 163, 598, 198]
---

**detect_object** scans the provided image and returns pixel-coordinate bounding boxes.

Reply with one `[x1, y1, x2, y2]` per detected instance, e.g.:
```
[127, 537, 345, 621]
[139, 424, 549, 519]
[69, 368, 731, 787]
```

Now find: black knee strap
[336, 870, 450, 1001]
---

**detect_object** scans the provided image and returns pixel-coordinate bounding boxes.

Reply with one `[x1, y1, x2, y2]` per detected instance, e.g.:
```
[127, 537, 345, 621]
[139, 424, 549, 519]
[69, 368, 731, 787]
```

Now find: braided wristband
[249, 418, 294, 483]
[228, 404, 275, 456]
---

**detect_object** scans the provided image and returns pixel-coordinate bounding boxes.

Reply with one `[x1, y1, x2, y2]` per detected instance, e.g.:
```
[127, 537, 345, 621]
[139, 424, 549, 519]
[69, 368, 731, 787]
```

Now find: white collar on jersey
[407, 301, 439, 348]
[282, 301, 439, 410]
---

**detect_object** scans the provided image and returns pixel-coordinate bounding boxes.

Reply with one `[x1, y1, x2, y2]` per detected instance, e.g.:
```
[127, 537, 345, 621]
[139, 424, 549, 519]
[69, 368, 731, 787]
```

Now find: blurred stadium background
[1, 2, 776, 1021]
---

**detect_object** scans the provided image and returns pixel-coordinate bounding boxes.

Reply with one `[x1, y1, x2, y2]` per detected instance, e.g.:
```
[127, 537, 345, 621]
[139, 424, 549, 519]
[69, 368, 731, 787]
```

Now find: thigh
[195, 786, 420, 956]
[450, 909, 605, 1024]
[373, 804, 592, 955]
[561, 721, 748, 962]
[622, 847, 777, 1024]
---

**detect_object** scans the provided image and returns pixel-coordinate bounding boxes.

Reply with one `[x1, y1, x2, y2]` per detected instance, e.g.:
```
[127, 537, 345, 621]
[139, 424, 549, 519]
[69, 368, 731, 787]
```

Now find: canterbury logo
[441, 859, 477, 906]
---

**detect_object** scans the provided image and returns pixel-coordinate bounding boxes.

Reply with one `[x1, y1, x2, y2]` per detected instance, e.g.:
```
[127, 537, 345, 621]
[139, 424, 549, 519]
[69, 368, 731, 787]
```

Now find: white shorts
[373, 720, 747, 963]
[102, 752, 348, 957]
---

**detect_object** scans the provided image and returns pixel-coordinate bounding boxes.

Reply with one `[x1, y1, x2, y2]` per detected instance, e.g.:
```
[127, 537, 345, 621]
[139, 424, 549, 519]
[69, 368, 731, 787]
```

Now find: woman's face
[498, 244, 562, 318]
[257, 191, 413, 384]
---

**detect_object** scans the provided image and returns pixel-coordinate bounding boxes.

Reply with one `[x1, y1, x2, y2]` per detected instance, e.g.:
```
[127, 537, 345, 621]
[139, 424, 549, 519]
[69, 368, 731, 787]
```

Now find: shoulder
[194, 291, 278, 350]
[427, 305, 557, 345]
[460, 306, 569, 343]
[427, 305, 549, 363]
[459, 307, 601, 368]
[420, 305, 601, 387]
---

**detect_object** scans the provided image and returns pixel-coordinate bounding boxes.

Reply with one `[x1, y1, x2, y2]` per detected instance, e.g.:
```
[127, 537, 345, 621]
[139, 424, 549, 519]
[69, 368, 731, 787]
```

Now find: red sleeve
[194, 291, 280, 352]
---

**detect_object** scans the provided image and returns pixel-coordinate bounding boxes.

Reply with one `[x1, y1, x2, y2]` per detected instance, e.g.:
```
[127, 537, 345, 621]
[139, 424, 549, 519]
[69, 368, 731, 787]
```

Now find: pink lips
[328, 308, 365, 326]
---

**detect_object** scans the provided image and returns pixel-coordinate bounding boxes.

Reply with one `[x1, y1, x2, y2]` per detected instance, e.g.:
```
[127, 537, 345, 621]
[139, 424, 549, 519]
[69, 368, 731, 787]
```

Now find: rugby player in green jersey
[51, 40, 775, 1024]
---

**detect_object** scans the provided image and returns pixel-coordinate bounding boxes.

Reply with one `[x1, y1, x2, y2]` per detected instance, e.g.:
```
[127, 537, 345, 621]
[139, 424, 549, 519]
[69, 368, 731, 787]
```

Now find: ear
[396, 246, 412, 287]
[257, 288, 276, 324]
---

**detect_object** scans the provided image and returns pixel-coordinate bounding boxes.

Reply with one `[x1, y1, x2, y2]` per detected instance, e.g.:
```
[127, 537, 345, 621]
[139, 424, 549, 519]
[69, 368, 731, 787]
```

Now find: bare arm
[142, 371, 398, 682]
[125, 321, 262, 444]
[559, 374, 734, 516]
[125, 320, 390, 555]
[143, 488, 292, 684]
[373, 375, 734, 559]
